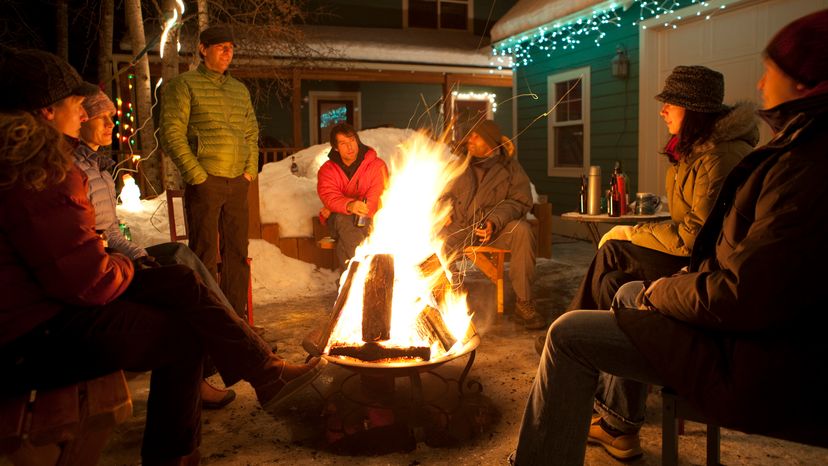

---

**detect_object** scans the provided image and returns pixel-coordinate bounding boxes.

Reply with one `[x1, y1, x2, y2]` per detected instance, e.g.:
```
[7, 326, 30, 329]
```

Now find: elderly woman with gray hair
[74, 90, 240, 409]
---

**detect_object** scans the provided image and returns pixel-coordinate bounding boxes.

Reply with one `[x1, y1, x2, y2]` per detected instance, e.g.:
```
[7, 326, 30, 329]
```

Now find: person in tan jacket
[569, 66, 758, 311]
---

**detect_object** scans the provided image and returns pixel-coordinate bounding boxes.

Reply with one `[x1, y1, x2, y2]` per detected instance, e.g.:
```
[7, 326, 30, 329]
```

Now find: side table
[561, 211, 671, 249]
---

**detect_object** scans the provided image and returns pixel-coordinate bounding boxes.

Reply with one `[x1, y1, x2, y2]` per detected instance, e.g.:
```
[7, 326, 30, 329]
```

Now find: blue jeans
[594, 281, 651, 433]
[513, 281, 663, 465]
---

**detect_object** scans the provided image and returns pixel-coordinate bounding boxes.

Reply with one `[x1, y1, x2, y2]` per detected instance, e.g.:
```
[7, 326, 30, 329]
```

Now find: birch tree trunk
[55, 0, 68, 60]
[161, 0, 183, 190]
[97, 0, 114, 86]
[192, 0, 209, 70]
[124, 0, 162, 196]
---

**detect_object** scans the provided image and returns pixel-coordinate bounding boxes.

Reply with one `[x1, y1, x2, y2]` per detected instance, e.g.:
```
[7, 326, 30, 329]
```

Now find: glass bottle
[119, 222, 132, 241]
[578, 175, 587, 214]
[608, 175, 621, 217]
[613, 161, 628, 215]
[354, 198, 369, 227]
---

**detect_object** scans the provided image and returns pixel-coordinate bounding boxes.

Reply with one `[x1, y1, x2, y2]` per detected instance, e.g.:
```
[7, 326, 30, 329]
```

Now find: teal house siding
[512, 6, 640, 214]
[361, 82, 443, 130]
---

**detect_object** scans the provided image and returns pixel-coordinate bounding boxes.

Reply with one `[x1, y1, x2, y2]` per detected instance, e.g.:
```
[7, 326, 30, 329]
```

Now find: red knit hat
[764, 9, 828, 88]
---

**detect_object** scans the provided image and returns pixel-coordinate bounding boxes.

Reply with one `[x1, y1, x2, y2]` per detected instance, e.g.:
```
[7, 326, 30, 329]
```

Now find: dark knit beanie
[471, 120, 503, 151]
[0, 47, 98, 112]
[655, 65, 728, 113]
[199, 26, 236, 47]
[764, 9, 828, 88]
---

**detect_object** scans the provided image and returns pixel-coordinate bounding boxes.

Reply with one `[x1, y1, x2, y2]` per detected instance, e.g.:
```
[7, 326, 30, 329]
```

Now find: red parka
[0, 159, 133, 346]
[317, 146, 388, 224]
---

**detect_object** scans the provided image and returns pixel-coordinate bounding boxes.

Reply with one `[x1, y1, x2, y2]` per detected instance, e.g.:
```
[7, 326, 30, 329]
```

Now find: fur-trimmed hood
[690, 101, 760, 158]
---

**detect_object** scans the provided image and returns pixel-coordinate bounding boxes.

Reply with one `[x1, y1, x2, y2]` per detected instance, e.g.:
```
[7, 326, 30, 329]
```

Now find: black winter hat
[764, 9, 828, 88]
[199, 26, 236, 47]
[0, 47, 98, 112]
[655, 65, 728, 113]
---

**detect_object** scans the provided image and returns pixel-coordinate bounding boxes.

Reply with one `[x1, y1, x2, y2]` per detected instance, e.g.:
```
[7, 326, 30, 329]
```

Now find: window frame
[403, 0, 473, 32]
[546, 66, 591, 178]
[308, 91, 362, 146]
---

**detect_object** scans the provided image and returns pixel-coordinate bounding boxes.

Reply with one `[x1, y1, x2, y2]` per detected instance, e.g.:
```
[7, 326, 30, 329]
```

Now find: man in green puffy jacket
[159, 26, 259, 324]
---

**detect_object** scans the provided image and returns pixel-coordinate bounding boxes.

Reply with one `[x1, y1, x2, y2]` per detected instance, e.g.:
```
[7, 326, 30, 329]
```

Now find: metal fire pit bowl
[323, 333, 480, 379]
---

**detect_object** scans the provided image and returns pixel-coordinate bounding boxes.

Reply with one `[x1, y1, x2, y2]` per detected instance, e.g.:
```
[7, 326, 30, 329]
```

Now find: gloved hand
[134, 255, 162, 270]
[598, 225, 633, 249]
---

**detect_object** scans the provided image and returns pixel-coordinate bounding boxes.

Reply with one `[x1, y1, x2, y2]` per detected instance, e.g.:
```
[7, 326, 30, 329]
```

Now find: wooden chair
[0, 371, 132, 466]
[166, 189, 255, 325]
[463, 246, 509, 314]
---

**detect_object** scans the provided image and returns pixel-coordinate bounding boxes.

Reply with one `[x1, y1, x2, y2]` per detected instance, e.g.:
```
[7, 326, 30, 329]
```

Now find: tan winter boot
[514, 298, 546, 330]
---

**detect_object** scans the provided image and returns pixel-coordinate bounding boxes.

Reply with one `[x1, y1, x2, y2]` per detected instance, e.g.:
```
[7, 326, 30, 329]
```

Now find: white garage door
[637, 0, 828, 194]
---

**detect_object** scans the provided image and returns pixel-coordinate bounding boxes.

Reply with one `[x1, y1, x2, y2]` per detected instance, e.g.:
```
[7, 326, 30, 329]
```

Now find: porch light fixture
[612, 45, 629, 79]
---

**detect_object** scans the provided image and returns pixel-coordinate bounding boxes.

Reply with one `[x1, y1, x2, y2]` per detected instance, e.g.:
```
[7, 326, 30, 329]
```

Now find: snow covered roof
[118, 25, 509, 73]
[491, 0, 611, 43]
[300, 25, 497, 69]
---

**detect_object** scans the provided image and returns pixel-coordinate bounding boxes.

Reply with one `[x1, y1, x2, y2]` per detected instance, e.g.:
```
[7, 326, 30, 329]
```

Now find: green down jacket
[159, 64, 259, 185]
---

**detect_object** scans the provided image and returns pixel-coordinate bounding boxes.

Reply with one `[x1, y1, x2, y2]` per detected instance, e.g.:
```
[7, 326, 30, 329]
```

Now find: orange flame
[326, 131, 473, 360]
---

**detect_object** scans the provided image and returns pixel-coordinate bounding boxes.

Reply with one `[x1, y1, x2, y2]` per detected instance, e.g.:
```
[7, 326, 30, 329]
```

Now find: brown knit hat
[470, 120, 503, 151]
[82, 90, 116, 120]
[764, 9, 828, 88]
[655, 65, 728, 113]
[0, 46, 98, 112]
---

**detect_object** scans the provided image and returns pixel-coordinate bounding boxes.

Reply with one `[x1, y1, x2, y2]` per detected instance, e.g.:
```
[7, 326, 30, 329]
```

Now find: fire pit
[301, 133, 497, 452]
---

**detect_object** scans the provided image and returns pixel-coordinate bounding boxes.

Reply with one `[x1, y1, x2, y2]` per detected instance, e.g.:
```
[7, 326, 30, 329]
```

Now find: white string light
[494, 0, 731, 69]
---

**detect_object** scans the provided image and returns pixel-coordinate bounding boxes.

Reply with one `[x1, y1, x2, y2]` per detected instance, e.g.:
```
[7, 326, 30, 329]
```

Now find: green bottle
[119, 222, 132, 241]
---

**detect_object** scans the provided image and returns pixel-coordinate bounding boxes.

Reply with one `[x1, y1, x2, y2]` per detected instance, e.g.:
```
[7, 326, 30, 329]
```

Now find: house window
[406, 0, 470, 31]
[547, 66, 590, 178]
[308, 91, 362, 146]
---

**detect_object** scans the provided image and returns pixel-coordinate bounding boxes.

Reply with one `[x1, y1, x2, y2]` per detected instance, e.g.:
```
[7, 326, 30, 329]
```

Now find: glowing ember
[326, 131, 475, 362]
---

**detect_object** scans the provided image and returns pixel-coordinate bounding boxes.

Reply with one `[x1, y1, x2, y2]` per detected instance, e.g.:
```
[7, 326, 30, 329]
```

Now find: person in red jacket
[0, 47, 325, 465]
[317, 122, 388, 271]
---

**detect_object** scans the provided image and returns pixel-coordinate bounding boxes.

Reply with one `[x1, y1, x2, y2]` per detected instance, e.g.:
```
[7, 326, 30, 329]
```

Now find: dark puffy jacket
[616, 85, 828, 446]
[159, 64, 259, 185]
[0, 115, 133, 346]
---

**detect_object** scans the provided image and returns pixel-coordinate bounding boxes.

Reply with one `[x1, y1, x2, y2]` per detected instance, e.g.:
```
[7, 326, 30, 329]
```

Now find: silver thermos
[587, 165, 602, 215]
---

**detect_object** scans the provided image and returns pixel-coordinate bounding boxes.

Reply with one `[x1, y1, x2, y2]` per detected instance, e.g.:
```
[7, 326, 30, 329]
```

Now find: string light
[493, 0, 731, 69]
[451, 91, 498, 113]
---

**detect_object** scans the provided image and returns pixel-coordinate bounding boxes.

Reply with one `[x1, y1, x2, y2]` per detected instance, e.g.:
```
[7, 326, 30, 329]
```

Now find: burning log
[328, 342, 431, 362]
[418, 254, 452, 303]
[417, 306, 457, 353]
[362, 254, 394, 342]
[302, 260, 361, 356]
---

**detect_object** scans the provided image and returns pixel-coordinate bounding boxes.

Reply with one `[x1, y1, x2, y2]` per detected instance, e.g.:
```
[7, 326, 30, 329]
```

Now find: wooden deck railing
[259, 147, 300, 165]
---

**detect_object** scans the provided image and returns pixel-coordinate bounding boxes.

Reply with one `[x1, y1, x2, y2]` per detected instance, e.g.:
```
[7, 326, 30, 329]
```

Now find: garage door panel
[639, 0, 828, 194]
[711, 8, 760, 57]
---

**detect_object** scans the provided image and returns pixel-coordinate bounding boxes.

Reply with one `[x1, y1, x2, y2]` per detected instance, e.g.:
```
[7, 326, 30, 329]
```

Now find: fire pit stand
[319, 336, 494, 453]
